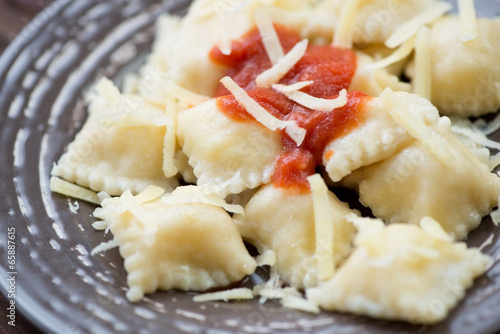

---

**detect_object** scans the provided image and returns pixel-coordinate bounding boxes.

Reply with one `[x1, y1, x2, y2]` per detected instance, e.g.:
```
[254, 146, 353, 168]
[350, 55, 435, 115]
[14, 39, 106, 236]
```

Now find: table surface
[1, 2, 48, 332]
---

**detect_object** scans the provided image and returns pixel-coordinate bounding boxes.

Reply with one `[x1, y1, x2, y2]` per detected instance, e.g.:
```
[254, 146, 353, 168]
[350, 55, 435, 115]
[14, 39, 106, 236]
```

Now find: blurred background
[0, 4, 50, 333]
[0, 0, 51, 53]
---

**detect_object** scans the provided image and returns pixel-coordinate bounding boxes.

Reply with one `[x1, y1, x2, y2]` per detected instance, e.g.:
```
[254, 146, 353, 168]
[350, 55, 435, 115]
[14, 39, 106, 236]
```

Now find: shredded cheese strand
[255, 10, 284, 64]
[307, 174, 335, 281]
[275, 81, 314, 92]
[370, 37, 416, 71]
[193, 288, 254, 302]
[163, 94, 178, 177]
[489, 152, 500, 171]
[255, 39, 308, 88]
[163, 185, 244, 214]
[385, 2, 452, 48]
[91, 239, 119, 256]
[273, 84, 348, 112]
[50, 177, 100, 204]
[333, 0, 361, 48]
[380, 88, 454, 166]
[221, 76, 306, 146]
[134, 185, 165, 204]
[419, 216, 452, 242]
[458, 0, 478, 42]
[451, 125, 500, 151]
[281, 295, 320, 314]
[414, 27, 432, 100]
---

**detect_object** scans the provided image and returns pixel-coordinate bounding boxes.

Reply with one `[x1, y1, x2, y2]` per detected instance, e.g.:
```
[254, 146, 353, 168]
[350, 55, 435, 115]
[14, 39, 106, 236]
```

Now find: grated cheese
[193, 288, 254, 302]
[255, 39, 308, 88]
[134, 185, 165, 204]
[90, 238, 119, 256]
[379, 88, 454, 166]
[162, 185, 244, 214]
[479, 234, 494, 251]
[163, 94, 178, 178]
[273, 84, 348, 112]
[92, 220, 108, 231]
[370, 37, 416, 71]
[307, 174, 335, 281]
[281, 295, 320, 314]
[451, 125, 500, 151]
[97, 191, 111, 202]
[491, 197, 500, 227]
[419, 216, 452, 242]
[68, 200, 79, 214]
[258, 286, 301, 301]
[385, 2, 452, 49]
[255, 10, 284, 65]
[414, 27, 432, 100]
[458, 0, 478, 42]
[474, 113, 500, 136]
[333, 0, 361, 49]
[120, 190, 159, 238]
[50, 176, 100, 205]
[274, 81, 314, 92]
[489, 152, 500, 171]
[220, 76, 306, 146]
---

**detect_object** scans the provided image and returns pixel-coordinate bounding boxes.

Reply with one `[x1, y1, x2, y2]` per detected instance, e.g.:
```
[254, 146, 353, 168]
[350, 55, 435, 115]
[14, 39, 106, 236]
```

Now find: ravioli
[427, 16, 500, 116]
[51, 78, 178, 196]
[317, 0, 443, 46]
[324, 91, 439, 182]
[50, 0, 500, 324]
[308, 224, 490, 324]
[136, 0, 317, 102]
[95, 186, 256, 302]
[349, 52, 412, 97]
[358, 116, 500, 240]
[177, 98, 283, 196]
[234, 184, 356, 289]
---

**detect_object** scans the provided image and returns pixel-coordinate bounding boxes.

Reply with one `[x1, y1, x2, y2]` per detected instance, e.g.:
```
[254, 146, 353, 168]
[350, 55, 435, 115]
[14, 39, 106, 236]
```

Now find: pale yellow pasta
[234, 184, 356, 289]
[177, 98, 283, 196]
[349, 52, 412, 97]
[50, 0, 500, 325]
[324, 92, 439, 182]
[136, 0, 316, 103]
[51, 78, 178, 196]
[307, 224, 490, 324]
[420, 16, 500, 116]
[316, 0, 443, 46]
[97, 187, 256, 302]
[358, 119, 500, 240]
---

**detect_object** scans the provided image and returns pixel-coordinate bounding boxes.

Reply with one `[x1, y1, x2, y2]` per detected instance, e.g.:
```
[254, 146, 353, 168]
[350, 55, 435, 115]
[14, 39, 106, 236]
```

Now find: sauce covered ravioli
[50, 0, 500, 326]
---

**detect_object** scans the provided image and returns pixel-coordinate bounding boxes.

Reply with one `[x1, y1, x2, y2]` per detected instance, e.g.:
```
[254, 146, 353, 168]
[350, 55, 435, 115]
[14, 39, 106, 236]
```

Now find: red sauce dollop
[210, 25, 369, 193]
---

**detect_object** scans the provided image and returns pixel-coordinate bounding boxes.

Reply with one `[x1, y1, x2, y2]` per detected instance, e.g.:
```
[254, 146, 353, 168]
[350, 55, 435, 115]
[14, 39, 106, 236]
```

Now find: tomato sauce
[210, 25, 369, 193]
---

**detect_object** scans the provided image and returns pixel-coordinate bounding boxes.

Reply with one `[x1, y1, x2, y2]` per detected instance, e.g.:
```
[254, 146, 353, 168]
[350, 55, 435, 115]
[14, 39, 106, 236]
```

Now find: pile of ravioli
[51, 0, 500, 326]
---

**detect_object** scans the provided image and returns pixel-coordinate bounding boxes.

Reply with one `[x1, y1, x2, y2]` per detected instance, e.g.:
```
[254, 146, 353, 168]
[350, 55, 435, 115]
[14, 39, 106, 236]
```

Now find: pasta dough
[317, 0, 443, 46]
[308, 223, 490, 324]
[177, 98, 283, 196]
[95, 186, 256, 302]
[427, 16, 500, 116]
[51, 78, 178, 196]
[234, 184, 356, 289]
[358, 117, 500, 240]
[324, 91, 439, 182]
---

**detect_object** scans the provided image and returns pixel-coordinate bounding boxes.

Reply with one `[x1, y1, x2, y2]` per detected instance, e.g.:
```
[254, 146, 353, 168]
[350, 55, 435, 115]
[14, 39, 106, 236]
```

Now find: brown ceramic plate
[1, 0, 500, 333]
